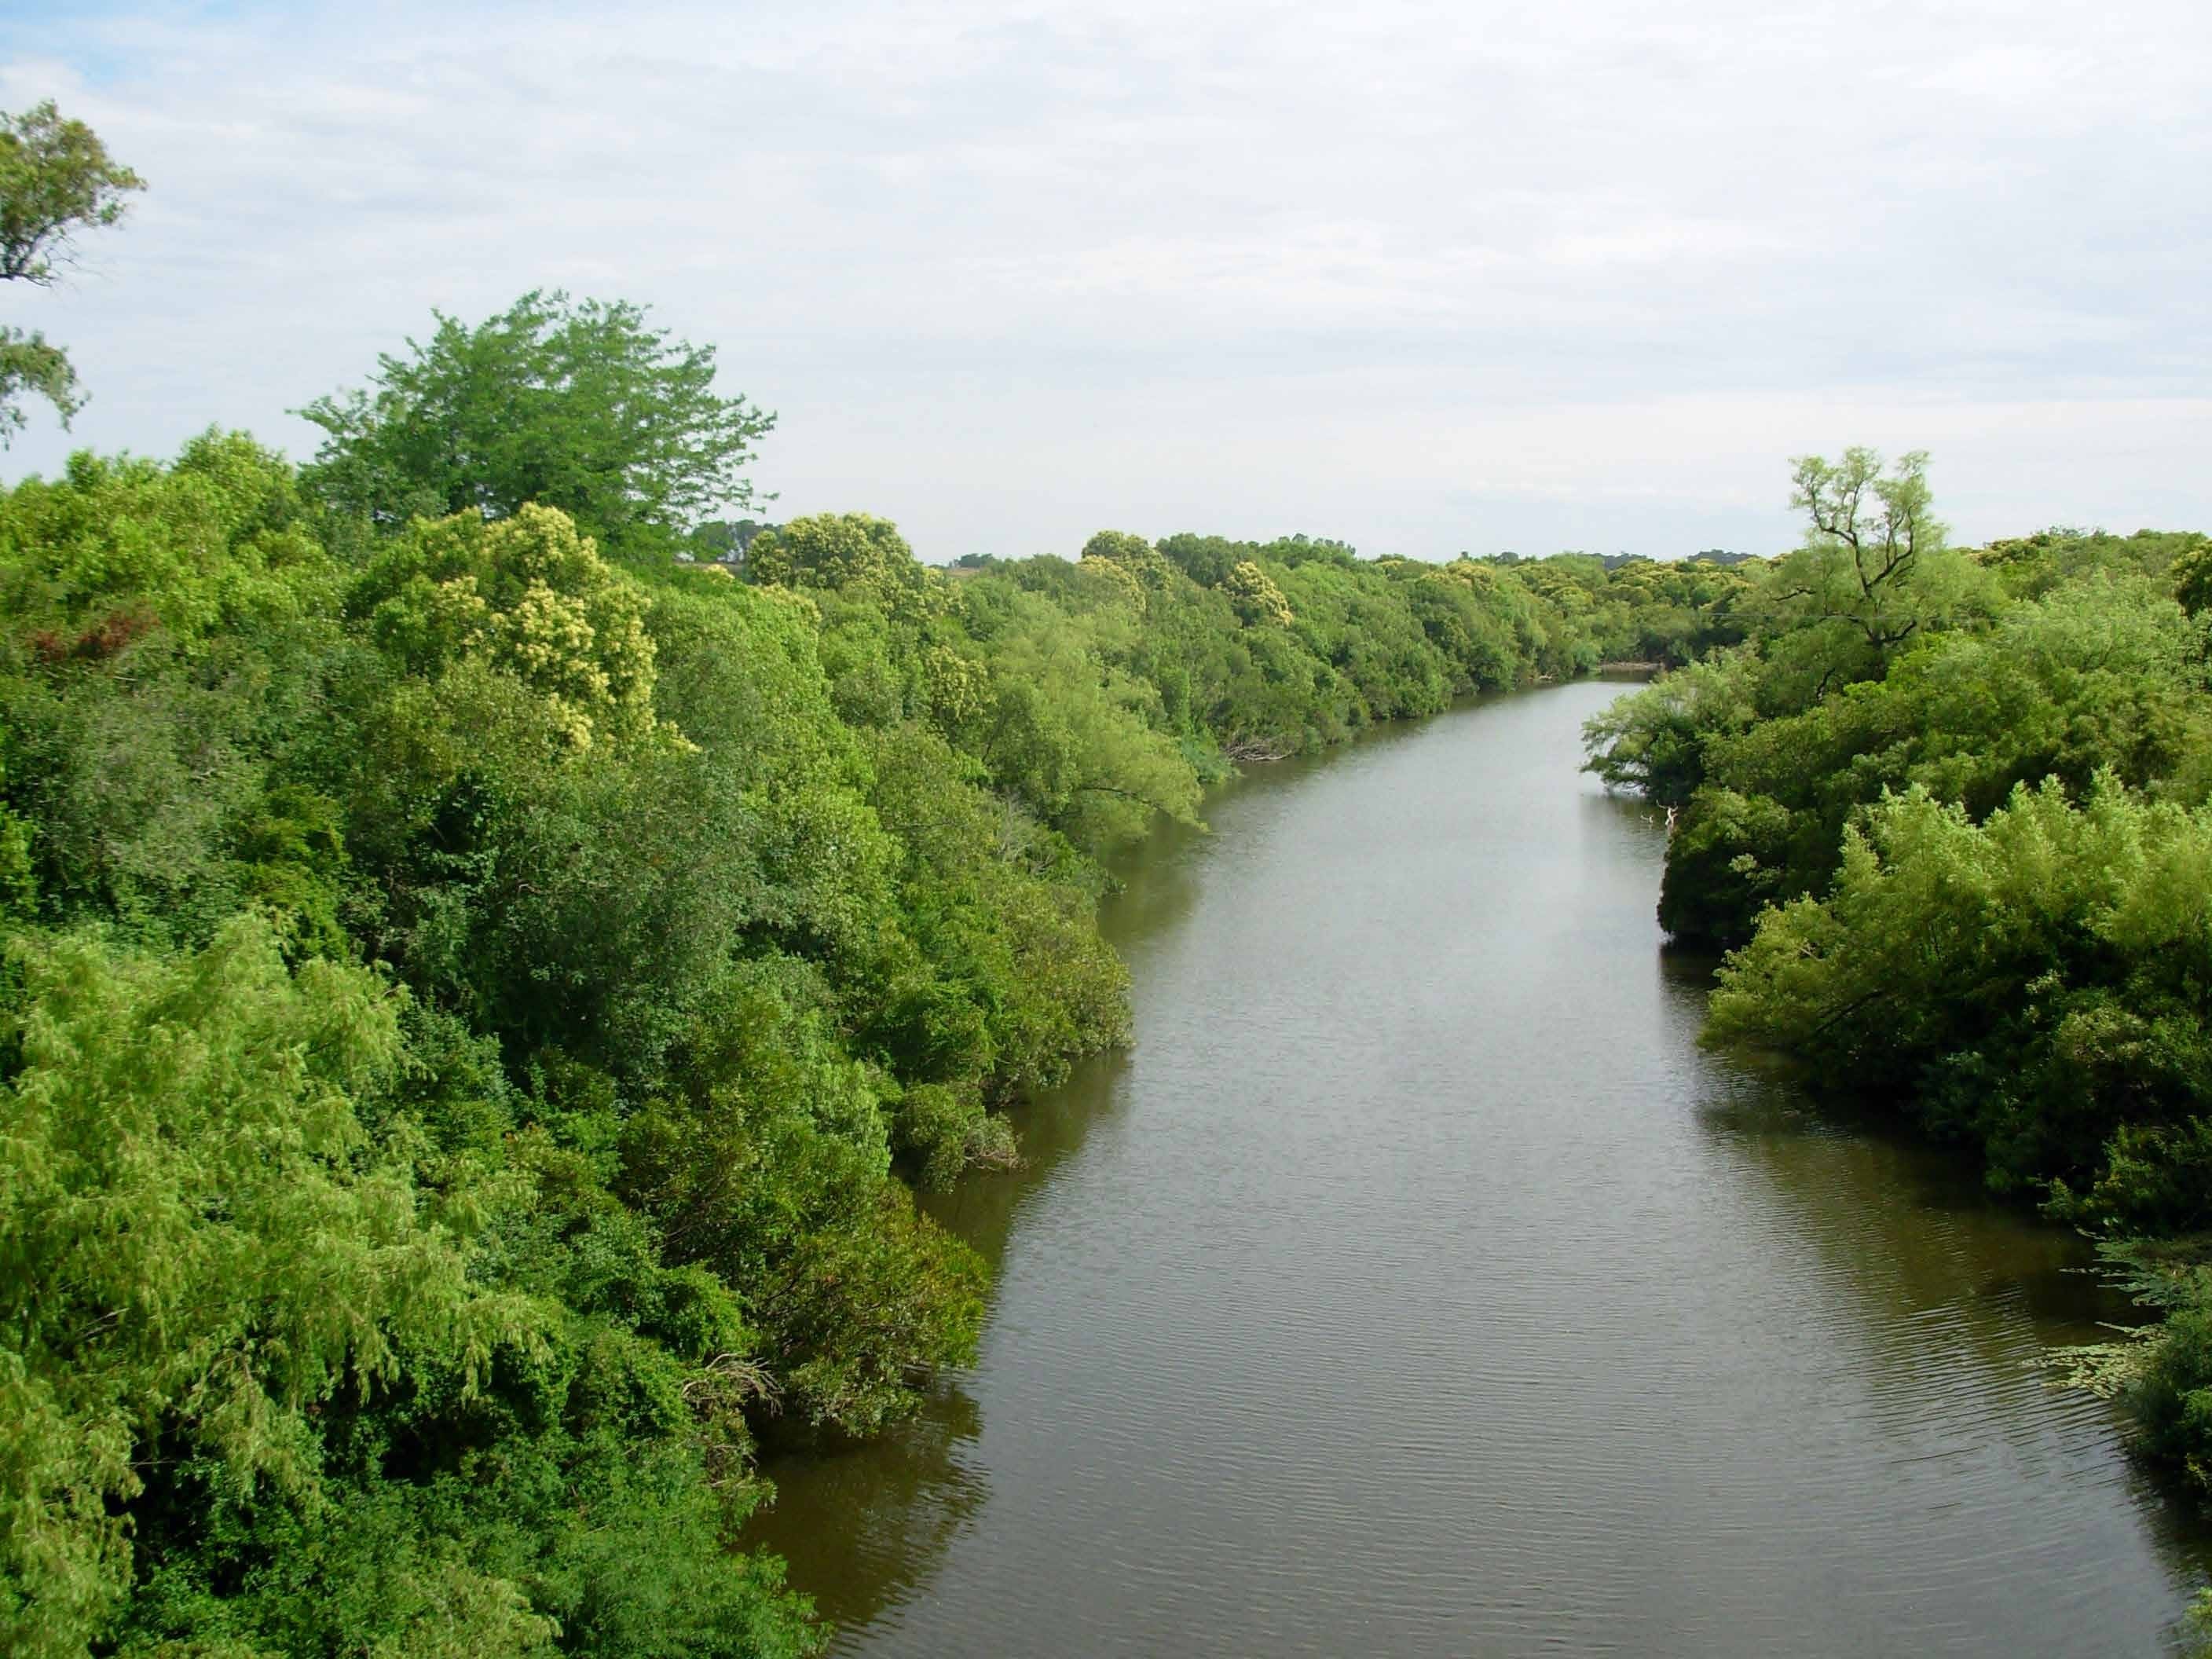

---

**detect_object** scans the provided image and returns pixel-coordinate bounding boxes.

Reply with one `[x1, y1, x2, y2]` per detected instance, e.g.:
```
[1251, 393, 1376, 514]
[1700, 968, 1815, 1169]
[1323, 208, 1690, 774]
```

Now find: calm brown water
[751, 680, 2212, 1657]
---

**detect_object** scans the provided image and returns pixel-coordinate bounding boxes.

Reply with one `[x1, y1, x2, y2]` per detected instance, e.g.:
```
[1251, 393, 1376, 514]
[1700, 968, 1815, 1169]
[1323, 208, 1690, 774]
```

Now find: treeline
[0, 290, 1734, 1657]
[1584, 452, 2212, 1510]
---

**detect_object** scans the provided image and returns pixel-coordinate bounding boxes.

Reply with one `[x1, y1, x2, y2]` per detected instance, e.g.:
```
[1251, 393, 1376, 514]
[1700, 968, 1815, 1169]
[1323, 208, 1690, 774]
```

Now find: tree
[0, 101, 145, 442]
[1580, 650, 1760, 807]
[348, 504, 663, 752]
[0, 918, 536, 1659]
[2172, 537, 2212, 616]
[299, 292, 775, 554]
[1757, 447, 1988, 694]
[1221, 559, 1292, 627]
[748, 512, 929, 597]
[1156, 533, 1239, 587]
[688, 518, 770, 563]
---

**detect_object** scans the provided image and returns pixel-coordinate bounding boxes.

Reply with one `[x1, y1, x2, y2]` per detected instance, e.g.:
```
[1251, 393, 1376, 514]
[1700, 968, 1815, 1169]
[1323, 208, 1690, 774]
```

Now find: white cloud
[1, 0, 2207, 558]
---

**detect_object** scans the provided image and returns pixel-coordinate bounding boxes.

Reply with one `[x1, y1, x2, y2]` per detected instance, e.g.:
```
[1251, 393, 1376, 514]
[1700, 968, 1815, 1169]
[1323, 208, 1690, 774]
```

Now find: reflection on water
[921, 1050, 1137, 1270]
[748, 683, 2212, 1657]
[752, 1384, 984, 1627]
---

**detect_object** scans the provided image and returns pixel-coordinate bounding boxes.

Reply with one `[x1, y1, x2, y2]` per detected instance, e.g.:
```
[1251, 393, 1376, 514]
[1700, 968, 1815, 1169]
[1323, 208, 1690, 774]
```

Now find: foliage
[1976, 526, 2209, 602]
[0, 285, 1741, 1647]
[0, 332, 76, 443]
[299, 292, 774, 554]
[1706, 782, 2212, 1196]
[0, 443, 1009, 1650]
[0, 100, 145, 441]
[0, 101, 144, 287]
[349, 504, 663, 751]
[1580, 651, 1760, 808]
[0, 918, 537, 1659]
[732, 519, 1733, 853]
[1221, 560, 1292, 627]
[0, 432, 336, 643]
[1585, 449, 2212, 1512]
[1752, 448, 1992, 698]
[1589, 456, 2209, 951]
[748, 514, 932, 601]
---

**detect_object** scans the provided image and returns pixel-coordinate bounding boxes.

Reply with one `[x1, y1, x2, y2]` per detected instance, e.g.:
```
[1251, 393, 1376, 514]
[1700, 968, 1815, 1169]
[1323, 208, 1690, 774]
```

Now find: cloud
[1, 0, 2207, 558]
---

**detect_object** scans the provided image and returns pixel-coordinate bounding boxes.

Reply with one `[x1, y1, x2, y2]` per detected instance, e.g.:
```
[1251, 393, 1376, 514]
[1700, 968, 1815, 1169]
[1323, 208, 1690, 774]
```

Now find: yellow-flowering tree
[1221, 559, 1293, 627]
[351, 504, 661, 750]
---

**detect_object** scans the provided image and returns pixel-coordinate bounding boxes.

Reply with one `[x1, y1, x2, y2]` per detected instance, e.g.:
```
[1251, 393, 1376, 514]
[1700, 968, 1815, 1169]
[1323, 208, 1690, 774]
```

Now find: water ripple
[753, 686, 2211, 1658]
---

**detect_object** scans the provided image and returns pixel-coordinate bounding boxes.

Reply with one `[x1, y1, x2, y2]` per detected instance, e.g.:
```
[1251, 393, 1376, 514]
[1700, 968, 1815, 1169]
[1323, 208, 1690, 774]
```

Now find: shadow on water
[1662, 944, 2127, 1329]
[1659, 927, 2212, 1637]
[749, 1384, 987, 1634]
[921, 1049, 1134, 1272]
[743, 796, 1228, 1634]
[744, 1046, 1149, 1635]
[743, 728, 1384, 1638]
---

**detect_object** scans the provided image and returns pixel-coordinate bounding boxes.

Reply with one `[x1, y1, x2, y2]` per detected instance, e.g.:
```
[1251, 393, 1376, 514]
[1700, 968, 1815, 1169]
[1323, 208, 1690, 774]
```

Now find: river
[749, 679, 2212, 1656]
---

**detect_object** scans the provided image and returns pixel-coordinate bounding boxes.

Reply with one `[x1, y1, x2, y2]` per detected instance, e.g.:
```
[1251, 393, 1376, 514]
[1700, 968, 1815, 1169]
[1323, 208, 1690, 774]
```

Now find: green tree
[1580, 650, 1761, 808]
[1705, 780, 2212, 1199]
[348, 504, 663, 752]
[1220, 558, 1292, 627]
[1077, 529, 1172, 605]
[0, 432, 335, 643]
[0, 100, 145, 441]
[2173, 537, 2212, 616]
[0, 918, 542, 1658]
[300, 291, 774, 552]
[1155, 532, 1240, 588]
[1757, 447, 1989, 697]
[749, 512, 930, 598]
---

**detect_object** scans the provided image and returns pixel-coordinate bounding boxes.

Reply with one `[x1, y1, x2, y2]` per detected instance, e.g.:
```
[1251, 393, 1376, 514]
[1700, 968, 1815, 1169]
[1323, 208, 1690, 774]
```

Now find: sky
[2, 0, 2208, 562]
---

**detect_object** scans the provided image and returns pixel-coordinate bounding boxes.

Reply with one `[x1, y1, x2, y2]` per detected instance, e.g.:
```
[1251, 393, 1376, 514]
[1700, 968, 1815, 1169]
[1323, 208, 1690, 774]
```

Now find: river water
[750, 679, 2212, 1656]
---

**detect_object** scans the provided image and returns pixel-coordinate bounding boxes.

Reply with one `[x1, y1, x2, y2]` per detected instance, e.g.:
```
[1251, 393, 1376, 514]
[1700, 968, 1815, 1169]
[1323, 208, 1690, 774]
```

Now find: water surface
[753, 681, 2211, 1656]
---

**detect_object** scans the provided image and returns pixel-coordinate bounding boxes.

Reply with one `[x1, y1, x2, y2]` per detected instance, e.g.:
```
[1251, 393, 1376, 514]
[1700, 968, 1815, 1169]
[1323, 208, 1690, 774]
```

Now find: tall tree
[0, 100, 145, 443]
[1756, 447, 1990, 698]
[299, 291, 775, 555]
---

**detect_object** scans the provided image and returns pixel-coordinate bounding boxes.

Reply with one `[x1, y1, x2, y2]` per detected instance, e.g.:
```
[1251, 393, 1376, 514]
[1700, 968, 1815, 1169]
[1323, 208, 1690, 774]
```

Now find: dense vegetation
[1584, 452, 2212, 1534]
[0, 240, 1738, 1650]
[17, 91, 2212, 1652]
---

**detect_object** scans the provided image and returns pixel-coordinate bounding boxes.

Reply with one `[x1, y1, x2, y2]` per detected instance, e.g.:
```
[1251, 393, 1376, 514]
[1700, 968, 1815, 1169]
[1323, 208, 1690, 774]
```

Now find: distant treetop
[298, 291, 775, 558]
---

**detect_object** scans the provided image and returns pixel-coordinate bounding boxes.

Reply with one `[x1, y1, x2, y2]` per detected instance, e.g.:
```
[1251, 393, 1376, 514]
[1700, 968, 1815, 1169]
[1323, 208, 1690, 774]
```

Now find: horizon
[3, 0, 2207, 560]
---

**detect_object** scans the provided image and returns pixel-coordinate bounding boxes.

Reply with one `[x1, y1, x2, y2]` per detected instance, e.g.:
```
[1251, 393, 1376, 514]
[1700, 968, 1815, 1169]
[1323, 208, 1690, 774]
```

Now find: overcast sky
[2, 0, 2207, 560]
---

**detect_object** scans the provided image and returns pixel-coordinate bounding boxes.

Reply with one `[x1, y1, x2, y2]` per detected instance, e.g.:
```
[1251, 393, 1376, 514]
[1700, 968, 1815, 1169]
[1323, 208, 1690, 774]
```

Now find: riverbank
[749, 681, 2212, 1657]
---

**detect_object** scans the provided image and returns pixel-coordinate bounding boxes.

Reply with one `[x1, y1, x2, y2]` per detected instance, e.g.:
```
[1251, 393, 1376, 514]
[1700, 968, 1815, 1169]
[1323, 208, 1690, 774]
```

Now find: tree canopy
[299, 291, 775, 555]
